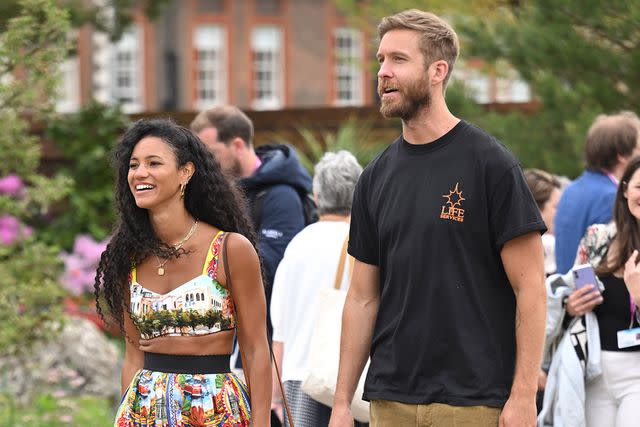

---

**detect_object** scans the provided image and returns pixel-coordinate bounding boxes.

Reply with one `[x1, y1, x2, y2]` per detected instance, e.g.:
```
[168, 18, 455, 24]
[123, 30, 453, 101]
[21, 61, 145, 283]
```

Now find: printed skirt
[114, 369, 251, 427]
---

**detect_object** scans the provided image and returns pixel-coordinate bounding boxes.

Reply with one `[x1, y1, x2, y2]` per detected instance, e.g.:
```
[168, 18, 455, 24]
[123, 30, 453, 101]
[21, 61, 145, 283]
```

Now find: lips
[378, 85, 399, 98]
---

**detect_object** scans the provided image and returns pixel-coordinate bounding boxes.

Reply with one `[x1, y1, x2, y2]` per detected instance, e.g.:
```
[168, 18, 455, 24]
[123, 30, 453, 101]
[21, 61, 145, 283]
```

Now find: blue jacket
[554, 170, 616, 274]
[240, 144, 312, 309]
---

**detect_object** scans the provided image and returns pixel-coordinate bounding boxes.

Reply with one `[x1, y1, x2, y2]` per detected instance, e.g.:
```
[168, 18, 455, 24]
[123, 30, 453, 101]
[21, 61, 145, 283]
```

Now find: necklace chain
[155, 219, 198, 276]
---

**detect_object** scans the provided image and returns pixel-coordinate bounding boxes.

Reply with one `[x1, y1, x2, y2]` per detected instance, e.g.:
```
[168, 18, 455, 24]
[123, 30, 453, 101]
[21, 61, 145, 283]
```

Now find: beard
[378, 76, 432, 121]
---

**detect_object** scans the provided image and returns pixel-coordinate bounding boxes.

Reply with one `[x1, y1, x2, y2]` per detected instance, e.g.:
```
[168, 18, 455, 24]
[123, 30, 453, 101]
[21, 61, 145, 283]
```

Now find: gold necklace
[154, 219, 199, 276]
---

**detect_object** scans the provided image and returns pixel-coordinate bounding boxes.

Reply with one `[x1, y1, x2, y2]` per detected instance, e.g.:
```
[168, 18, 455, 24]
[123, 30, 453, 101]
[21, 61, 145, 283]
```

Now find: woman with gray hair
[270, 150, 366, 426]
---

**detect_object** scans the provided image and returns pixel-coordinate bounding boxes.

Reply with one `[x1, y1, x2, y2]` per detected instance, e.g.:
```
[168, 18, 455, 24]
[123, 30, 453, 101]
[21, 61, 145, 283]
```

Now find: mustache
[377, 83, 399, 96]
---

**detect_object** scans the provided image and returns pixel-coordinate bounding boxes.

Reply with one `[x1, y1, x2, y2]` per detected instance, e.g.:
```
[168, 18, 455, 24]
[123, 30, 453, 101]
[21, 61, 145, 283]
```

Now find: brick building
[56, 0, 531, 114]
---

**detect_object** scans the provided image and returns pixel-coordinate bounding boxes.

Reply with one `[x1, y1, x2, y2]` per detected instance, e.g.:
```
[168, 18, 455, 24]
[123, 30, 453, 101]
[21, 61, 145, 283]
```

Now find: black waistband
[143, 353, 231, 374]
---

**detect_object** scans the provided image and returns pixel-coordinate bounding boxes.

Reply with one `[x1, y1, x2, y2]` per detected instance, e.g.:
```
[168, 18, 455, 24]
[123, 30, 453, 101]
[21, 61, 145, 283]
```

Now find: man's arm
[329, 260, 380, 427]
[499, 231, 547, 427]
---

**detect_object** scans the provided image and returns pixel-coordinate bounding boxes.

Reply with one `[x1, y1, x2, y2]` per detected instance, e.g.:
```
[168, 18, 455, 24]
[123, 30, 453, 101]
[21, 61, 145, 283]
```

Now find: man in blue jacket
[555, 111, 640, 274]
[191, 106, 312, 334]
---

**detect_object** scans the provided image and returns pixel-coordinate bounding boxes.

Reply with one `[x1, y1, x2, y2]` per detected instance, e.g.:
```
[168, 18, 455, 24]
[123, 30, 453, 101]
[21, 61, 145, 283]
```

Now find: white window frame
[250, 26, 283, 110]
[194, 25, 227, 110]
[333, 27, 363, 106]
[110, 25, 143, 113]
[56, 55, 80, 113]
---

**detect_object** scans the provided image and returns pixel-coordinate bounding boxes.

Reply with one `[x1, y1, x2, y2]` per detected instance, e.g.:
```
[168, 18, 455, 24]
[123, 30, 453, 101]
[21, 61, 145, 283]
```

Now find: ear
[180, 161, 195, 183]
[230, 137, 247, 154]
[430, 60, 449, 86]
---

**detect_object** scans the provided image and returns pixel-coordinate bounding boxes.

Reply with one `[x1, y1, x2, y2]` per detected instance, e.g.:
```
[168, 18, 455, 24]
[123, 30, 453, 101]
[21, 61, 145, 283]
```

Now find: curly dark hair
[94, 118, 256, 332]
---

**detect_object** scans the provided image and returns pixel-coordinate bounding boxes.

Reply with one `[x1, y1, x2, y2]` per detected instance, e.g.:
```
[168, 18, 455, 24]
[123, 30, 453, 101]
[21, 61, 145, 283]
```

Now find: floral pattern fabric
[115, 369, 251, 426]
[575, 222, 617, 267]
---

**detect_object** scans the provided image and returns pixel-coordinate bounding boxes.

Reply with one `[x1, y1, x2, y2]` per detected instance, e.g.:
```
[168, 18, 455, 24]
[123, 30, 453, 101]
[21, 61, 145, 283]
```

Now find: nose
[377, 59, 392, 79]
[133, 164, 149, 179]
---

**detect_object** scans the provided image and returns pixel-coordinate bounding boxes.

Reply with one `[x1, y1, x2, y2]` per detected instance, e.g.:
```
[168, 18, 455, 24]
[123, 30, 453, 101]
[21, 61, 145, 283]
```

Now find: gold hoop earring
[180, 183, 186, 198]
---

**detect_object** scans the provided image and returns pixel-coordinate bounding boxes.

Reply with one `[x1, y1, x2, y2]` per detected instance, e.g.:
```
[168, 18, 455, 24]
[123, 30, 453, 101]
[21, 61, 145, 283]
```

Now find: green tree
[0, 0, 72, 357]
[0, 0, 170, 40]
[43, 101, 129, 248]
[458, 0, 640, 176]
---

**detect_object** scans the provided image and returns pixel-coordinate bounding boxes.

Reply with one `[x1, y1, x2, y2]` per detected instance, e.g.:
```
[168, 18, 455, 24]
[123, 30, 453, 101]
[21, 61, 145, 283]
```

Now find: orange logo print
[440, 182, 465, 222]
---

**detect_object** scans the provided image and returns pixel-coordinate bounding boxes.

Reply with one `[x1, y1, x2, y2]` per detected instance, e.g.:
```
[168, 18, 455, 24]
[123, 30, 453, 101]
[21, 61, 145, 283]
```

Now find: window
[333, 28, 363, 106]
[495, 77, 531, 103]
[111, 25, 143, 113]
[56, 56, 80, 113]
[194, 25, 227, 109]
[251, 26, 283, 110]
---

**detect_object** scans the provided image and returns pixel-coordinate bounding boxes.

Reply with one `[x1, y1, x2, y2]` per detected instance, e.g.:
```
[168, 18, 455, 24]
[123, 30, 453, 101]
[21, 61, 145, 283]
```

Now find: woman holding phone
[541, 156, 640, 427]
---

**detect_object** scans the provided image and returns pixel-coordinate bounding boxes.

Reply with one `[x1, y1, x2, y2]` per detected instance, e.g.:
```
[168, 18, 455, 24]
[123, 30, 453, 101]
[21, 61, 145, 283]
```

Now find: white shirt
[543, 233, 556, 276]
[270, 220, 351, 382]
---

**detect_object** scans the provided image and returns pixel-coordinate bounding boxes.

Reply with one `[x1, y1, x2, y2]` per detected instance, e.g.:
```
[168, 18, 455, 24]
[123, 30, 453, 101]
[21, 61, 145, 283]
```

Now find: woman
[524, 168, 562, 276]
[269, 151, 365, 426]
[94, 119, 271, 426]
[540, 157, 640, 427]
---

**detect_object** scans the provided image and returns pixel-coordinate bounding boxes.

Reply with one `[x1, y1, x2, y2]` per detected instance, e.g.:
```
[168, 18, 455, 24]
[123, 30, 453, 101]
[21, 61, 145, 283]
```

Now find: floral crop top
[129, 231, 236, 340]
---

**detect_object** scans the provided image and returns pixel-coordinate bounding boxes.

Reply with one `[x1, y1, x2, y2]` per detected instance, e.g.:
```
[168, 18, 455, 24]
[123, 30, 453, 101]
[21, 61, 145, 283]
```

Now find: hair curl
[94, 118, 256, 333]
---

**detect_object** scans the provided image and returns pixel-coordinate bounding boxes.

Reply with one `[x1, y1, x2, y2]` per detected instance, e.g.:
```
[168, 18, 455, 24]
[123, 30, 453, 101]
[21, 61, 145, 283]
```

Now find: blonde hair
[378, 9, 460, 88]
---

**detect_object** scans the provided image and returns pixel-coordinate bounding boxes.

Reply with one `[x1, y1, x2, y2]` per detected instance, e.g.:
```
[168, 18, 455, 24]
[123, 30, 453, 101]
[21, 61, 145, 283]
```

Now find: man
[190, 106, 312, 335]
[329, 10, 547, 427]
[555, 111, 640, 274]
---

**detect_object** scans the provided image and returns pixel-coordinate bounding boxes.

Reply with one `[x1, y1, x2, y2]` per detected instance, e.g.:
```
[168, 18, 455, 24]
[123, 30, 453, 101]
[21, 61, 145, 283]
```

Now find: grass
[0, 394, 115, 427]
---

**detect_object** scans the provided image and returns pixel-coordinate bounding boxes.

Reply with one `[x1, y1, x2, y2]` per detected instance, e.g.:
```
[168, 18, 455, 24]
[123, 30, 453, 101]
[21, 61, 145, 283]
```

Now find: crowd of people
[93, 7, 640, 427]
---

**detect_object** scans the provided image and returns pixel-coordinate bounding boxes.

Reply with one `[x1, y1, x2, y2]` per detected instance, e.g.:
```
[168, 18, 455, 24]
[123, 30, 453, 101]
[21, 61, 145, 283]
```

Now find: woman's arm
[222, 233, 271, 427]
[121, 308, 144, 395]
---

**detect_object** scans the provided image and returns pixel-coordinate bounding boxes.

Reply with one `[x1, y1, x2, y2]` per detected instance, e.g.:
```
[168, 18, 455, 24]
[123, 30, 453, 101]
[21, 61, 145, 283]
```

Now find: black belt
[143, 353, 231, 374]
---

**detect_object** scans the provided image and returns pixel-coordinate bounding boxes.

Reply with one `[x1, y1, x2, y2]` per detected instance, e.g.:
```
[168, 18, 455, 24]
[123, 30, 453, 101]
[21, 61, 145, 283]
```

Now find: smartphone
[572, 264, 600, 293]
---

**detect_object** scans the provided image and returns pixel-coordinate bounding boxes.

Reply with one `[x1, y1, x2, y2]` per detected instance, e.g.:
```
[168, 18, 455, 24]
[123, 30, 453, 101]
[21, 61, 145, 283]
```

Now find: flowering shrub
[59, 234, 109, 296]
[0, 0, 71, 358]
[0, 174, 25, 197]
[0, 215, 33, 245]
[0, 175, 33, 245]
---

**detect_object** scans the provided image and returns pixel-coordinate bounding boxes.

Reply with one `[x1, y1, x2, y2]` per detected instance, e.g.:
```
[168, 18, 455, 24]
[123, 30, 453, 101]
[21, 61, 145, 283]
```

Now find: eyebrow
[376, 49, 410, 59]
[129, 155, 164, 161]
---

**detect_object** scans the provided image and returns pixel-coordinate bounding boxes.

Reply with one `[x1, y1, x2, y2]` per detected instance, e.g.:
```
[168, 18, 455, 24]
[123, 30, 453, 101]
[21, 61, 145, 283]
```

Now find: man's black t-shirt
[349, 120, 546, 407]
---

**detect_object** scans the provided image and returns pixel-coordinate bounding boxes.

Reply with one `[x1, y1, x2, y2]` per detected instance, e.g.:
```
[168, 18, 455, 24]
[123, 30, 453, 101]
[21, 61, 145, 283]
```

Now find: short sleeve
[489, 163, 547, 249]
[348, 171, 379, 265]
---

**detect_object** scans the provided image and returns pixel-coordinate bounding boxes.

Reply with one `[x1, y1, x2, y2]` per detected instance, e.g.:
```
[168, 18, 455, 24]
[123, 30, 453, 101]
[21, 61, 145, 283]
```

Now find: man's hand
[328, 402, 355, 427]
[565, 285, 603, 317]
[499, 393, 536, 427]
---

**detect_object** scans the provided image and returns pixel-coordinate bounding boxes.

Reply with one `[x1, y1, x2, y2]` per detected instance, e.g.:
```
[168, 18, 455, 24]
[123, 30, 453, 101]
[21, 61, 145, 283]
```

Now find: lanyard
[606, 172, 619, 186]
[629, 299, 637, 329]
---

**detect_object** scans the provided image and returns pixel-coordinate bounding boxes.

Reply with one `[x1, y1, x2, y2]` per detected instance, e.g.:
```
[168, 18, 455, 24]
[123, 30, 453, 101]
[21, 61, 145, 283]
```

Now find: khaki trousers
[370, 400, 501, 427]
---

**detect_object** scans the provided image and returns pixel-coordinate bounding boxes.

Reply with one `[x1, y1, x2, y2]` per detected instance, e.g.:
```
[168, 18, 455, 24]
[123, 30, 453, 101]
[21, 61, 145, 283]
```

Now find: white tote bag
[301, 237, 370, 422]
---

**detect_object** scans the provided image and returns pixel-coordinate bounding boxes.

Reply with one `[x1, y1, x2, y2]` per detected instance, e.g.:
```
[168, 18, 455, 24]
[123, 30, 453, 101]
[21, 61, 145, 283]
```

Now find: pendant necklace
[155, 219, 199, 276]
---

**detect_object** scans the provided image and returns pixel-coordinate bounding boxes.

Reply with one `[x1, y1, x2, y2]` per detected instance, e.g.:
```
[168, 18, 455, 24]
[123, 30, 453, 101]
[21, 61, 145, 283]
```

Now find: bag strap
[333, 235, 354, 290]
[222, 232, 295, 427]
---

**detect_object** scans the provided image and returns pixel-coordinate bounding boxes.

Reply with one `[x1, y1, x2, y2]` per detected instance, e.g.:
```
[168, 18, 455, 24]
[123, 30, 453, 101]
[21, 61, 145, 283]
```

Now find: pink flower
[59, 235, 110, 295]
[73, 234, 108, 264]
[0, 215, 32, 245]
[0, 174, 24, 197]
